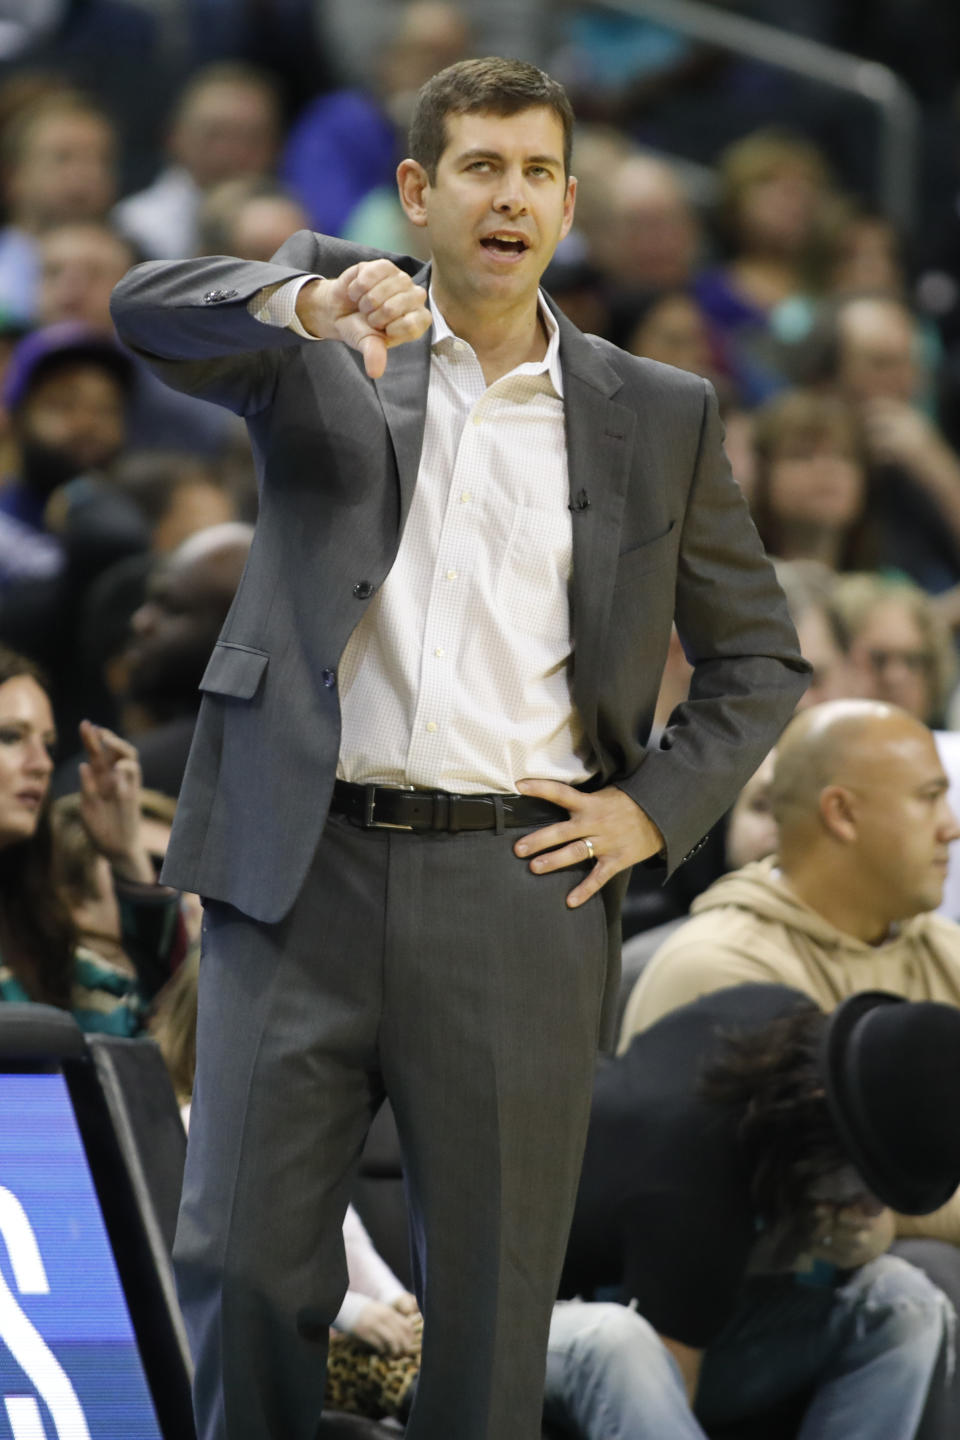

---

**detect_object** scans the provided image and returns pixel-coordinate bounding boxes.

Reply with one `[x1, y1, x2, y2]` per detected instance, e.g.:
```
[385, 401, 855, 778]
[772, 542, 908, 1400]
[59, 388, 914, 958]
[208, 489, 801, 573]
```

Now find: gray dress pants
[174, 809, 610, 1440]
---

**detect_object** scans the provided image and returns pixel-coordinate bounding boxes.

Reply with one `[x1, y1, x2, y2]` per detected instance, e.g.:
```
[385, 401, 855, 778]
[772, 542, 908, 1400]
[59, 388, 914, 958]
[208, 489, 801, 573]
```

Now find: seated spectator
[773, 558, 855, 707]
[694, 129, 836, 405]
[622, 700, 960, 1042]
[0, 90, 117, 323]
[195, 177, 309, 263]
[608, 286, 717, 383]
[114, 522, 253, 795]
[621, 698, 960, 1437]
[0, 321, 138, 590]
[35, 219, 237, 455]
[50, 785, 183, 971]
[111, 451, 240, 553]
[51, 519, 251, 776]
[547, 984, 954, 1440]
[35, 219, 138, 331]
[586, 152, 703, 293]
[113, 62, 282, 261]
[281, 1, 469, 244]
[0, 645, 181, 1034]
[724, 748, 777, 871]
[831, 573, 957, 729]
[750, 388, 876, 572]
[827, 202, 906, 301]
[809, 294, 960, 591]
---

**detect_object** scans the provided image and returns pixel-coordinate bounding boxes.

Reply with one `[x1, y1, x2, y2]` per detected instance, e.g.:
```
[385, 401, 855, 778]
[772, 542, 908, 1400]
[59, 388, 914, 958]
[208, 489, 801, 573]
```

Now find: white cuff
[332, 1290, 371, 1333]
[247, 275, 321, 338]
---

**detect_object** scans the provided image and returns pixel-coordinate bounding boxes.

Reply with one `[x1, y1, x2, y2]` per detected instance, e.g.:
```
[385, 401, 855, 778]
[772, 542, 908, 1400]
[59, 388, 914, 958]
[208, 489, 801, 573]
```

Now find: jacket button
[320, 668, 336, 688]
[353, 580, 374, 599]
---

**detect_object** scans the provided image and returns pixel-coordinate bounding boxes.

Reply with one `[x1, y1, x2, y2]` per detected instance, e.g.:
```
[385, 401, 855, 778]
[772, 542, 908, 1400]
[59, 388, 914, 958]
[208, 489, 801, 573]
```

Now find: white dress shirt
[251, 274, 593, 794]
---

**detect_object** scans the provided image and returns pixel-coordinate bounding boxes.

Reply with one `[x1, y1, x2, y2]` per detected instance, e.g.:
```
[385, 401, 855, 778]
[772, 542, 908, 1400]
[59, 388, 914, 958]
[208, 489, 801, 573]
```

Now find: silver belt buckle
[363, 783, 414, 831]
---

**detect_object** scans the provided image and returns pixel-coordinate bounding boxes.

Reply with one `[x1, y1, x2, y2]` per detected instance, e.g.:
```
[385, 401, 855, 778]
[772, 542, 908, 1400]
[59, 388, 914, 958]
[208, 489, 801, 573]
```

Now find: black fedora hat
[820, 991, 960, 1215]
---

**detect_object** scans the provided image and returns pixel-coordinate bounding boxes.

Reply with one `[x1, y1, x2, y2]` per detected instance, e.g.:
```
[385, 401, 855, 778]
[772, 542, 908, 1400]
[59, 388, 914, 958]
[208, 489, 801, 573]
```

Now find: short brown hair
[2, 91, 114, 173]
[408, 57, 575, 182]
[749, 388, 876, 572]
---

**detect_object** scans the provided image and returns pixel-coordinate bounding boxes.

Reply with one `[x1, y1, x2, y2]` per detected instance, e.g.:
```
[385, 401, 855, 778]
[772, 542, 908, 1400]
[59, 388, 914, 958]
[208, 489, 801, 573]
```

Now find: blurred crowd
[3, 3, 960, 1430]
[0, 0, 959, 1006]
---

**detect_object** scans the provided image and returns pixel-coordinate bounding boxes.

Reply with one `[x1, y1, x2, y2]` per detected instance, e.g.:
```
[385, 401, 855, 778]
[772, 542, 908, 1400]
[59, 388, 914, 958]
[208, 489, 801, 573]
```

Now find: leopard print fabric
[325, 1315, 422, 1420]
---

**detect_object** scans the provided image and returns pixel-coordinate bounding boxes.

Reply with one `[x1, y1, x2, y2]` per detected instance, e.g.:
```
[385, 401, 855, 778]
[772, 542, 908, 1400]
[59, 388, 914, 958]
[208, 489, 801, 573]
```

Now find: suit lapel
[554, 309, 636, 747]
[373, 262, 432, 531]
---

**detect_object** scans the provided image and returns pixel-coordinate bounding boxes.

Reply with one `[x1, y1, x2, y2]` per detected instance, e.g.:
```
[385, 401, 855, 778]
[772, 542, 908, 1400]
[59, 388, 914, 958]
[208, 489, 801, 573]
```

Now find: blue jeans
[543, 1256, 950, 1439]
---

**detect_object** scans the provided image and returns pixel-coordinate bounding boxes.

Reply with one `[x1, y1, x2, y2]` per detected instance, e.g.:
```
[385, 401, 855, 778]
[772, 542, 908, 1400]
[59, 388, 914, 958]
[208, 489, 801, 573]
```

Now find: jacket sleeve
[108, 229, 418, 415]
[615, 380, 810, 873]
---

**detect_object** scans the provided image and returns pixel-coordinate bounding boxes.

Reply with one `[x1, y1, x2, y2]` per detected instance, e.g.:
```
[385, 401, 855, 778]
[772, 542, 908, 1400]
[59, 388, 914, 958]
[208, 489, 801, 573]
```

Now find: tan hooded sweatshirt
[619, 855, 960, 1243]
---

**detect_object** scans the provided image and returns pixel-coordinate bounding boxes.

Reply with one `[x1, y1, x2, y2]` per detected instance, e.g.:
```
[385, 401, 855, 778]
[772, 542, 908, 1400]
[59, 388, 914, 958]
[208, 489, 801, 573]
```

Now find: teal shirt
[0, 881, 181, 1036]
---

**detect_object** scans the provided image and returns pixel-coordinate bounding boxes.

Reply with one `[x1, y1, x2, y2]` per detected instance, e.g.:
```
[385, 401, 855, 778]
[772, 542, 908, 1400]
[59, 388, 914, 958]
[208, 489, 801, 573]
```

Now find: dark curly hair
[0, 646, 76, 1009]
[700, 1004, 851, 1262]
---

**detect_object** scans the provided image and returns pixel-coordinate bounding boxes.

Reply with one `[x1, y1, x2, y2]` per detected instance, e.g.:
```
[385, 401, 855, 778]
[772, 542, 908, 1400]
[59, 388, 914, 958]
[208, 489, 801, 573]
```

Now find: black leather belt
[331, 780, 567, 833]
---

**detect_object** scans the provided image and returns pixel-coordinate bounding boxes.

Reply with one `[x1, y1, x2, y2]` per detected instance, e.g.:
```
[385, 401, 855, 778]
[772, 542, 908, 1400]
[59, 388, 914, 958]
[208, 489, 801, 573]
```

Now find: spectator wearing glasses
[830, 573, 957, 730]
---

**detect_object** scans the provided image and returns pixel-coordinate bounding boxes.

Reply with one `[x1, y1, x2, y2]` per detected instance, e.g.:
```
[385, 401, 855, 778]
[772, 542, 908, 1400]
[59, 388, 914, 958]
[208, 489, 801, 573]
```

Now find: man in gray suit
[112, 57, 808, 1440]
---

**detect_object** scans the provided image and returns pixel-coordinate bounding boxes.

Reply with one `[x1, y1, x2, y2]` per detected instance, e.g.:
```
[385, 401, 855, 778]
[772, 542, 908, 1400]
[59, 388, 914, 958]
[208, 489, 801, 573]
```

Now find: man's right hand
[296, 260, 432, 379]
[349, 1299, 420, 1356]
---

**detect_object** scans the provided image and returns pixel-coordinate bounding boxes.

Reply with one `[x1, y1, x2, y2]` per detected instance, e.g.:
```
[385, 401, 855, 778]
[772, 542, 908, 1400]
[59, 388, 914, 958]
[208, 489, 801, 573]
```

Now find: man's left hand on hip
[513, 779, 664, 908]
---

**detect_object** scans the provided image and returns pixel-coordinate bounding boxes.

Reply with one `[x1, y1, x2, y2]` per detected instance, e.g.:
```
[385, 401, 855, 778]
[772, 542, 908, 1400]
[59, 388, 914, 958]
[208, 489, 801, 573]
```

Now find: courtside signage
[0, 1073, 162, 1438]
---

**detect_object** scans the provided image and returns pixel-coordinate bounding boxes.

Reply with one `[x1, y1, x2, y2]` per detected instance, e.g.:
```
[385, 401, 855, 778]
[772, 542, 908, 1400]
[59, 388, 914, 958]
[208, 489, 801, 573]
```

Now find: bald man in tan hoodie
[621, 700, 960, 1246]
[620, 700, 960, 1438]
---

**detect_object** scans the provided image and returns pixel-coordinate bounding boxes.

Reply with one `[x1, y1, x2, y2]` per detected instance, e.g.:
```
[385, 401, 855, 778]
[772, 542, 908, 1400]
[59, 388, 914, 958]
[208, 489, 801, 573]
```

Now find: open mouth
[480, 234, 529, 256]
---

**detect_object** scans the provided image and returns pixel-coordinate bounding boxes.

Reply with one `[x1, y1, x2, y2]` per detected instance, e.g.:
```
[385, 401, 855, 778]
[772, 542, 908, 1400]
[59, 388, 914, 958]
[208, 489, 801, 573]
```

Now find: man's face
[837, 300, 918, 405]
[125, 550, 242, 705]
[795, 606, 852, 709]
[17, 362, 127, 478]
[845, 601, 934, 723]
[229, 196, 309, 263]
[842, 725, 960, 920]
[405, 107, 575, 313]
[606, 168, 698, 288]
[9, 112, 116, 230]
[172, 82, 279, 190]
[726, 751, 778, 870]
[37, 225, 133, 329]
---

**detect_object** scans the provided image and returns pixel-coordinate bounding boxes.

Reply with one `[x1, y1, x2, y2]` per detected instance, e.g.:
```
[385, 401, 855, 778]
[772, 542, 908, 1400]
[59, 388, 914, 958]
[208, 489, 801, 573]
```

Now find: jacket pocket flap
[614, 520, 677, 583]
[199, 642, 269, 700]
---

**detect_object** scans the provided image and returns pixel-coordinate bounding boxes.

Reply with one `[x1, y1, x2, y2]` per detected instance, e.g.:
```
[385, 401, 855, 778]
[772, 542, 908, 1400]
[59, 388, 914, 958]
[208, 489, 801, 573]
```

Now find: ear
[397, 158, 430, 229]
[560, 174, 577, 243]
[819, 784, 858, 844]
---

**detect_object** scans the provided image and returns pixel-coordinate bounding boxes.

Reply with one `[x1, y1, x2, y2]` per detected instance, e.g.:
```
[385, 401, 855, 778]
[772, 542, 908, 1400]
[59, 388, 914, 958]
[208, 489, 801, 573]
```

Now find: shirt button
[426, 721, 438, 732]
[460, 491, 471, 503]
[445, 569, 457, 581]
[320, 668, 336, 688]
[454, 340, 467, 353]
[353, 580, 374, 599]
[434, 647, 444, 657]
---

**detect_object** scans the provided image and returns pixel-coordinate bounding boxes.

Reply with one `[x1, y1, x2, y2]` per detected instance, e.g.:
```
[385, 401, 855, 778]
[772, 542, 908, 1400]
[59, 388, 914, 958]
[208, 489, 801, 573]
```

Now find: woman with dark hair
[0, 643, 181, 1032]
[750, 388, 877, 573]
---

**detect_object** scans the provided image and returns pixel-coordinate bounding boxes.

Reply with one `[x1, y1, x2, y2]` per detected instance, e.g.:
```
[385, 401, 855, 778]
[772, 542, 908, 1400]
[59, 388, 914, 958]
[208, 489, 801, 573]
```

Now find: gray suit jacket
[111, 230, 808, 935]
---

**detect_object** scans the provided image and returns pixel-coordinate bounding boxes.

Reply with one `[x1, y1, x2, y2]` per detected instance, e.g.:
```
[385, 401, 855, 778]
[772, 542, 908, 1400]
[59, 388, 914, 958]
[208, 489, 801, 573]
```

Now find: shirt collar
[429, 284, 564, 397]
